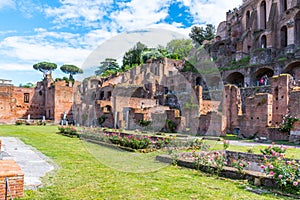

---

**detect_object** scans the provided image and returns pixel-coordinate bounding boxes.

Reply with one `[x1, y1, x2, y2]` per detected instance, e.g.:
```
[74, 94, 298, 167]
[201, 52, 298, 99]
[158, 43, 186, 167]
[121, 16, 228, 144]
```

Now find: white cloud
[17, 0, 43, 18]
[110, 0, 171, 31]
[45, 0, 113, 28]
[179, 0, 243, 25]
[149, 22, 191, 37]
[0, 33, 91, 71]
[0, 62, 31, 71]
[0, 0, 15, 10]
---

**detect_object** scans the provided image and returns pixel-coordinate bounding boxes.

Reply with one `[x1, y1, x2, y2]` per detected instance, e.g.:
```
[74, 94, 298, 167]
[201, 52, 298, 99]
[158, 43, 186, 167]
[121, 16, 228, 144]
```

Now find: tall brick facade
[0, 76, 77, 124]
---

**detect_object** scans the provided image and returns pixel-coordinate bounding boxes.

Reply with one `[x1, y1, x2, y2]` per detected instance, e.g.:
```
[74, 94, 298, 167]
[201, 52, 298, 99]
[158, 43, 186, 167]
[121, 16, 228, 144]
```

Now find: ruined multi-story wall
[2, 0, 300, 140]
[0, 76, 76, 124]
[214, 0, 300, 88]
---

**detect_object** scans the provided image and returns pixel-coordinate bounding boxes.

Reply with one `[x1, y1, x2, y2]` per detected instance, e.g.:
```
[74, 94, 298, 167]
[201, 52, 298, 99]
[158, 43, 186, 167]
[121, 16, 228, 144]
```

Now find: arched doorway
[253, 68, 274, 86]
[225, 72, 245, 87]
[283, 61, 300, 81]
[261, 35, 267, 48]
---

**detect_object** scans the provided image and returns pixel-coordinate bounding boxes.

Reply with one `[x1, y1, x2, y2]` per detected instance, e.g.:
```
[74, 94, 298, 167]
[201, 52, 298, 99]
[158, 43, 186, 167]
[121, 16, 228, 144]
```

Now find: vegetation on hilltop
[94, 24, 216, 77]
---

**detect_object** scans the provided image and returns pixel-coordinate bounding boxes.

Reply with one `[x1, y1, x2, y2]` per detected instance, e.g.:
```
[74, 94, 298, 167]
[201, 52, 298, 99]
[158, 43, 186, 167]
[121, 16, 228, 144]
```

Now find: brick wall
[0, 160, 24, 200]
[271, 74, 291, 126]
[240, 93, 272, 138]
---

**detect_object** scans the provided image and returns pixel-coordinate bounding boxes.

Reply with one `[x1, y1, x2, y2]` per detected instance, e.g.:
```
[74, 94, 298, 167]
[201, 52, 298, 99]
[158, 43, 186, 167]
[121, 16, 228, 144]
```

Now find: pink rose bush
[262, 145, 300, 195]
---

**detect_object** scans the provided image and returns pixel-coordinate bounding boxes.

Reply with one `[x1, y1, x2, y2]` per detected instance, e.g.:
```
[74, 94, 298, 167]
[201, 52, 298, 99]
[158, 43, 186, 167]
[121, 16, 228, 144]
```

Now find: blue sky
[0, 0, 242, 86]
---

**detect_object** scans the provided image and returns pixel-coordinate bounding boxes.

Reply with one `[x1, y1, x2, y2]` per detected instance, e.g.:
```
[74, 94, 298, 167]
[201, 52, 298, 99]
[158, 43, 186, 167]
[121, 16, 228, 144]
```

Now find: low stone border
[81, 138, 158, 153]
[156, 153, 276, 188]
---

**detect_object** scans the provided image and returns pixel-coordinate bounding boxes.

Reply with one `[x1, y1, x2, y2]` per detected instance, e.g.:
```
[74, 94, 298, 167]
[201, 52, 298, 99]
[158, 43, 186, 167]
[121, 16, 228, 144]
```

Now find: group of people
[259, 75, 269, 86]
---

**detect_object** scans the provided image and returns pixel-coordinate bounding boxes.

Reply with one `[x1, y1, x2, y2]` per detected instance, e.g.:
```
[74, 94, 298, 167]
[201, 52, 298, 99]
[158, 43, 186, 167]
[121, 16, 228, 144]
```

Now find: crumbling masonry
[1, 0, 300, 140]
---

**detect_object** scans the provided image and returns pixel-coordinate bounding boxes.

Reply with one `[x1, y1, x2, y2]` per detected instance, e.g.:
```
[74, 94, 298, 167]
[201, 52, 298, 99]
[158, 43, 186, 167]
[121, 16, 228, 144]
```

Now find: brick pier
[0, 160, 24, 200]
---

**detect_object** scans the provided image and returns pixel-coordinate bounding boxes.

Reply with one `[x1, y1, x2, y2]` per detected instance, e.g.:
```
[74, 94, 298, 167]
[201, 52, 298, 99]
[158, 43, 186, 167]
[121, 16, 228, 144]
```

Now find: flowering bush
[278, 114, 300, 133]
[231, 159, 250, 173]
[58, 126, 78, 136]
[188, 138, 210, 151]
[222, 140, 230, 150]
[260, 142, 287, 156]
[262, 153, 300, 195]
[108, 133, 152, 149]
[192, 151, 227, 174]
[155, 137, 173, 149]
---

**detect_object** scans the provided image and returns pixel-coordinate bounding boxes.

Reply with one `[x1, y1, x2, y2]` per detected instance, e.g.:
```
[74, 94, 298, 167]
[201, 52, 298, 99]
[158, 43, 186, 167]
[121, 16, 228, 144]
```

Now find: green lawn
[0, 125, 293, 199]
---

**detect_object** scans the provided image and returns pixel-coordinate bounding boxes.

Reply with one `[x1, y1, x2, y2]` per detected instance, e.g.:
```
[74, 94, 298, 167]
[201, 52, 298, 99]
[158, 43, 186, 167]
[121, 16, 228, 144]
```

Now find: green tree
[141, 48, 164, 63]
[60, 64, 83, 80]
[166, 39, 193, 59]
[19, 82, 36, 88]
[95, 58, 120, 77]
[122, 42, 147, 70]
[189, 24, 216, 46]
[33, 61, 57, 78]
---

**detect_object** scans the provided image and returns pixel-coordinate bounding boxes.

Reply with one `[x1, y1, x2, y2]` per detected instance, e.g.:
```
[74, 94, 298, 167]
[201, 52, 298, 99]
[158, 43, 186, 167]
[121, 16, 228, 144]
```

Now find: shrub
[222, 140, 230, 150]
[108, 133, 152, 149]
[37, 121, 46, 126]
[97, 115, 106, 126]
[166, 119, 177, 133]
[58, 126, 78, 136]
[192, 151, 227, 174]
[262, 152, 300, 195]
[231, 159, 249, 173]
[189, 138, 210, 151]
[260, 143, 287, 156]
[155, 137, 173, 149]
[278, 114, 300, 133]
[15, 120, 24, 125]
[138, 119, 151, 127]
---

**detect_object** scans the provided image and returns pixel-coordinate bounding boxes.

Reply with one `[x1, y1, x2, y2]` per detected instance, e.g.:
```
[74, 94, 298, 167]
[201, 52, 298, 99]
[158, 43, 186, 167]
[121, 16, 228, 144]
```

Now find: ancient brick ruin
[0, 75, 78, 124]
[0, 160, 24, 200]
[0, 140, 24, 200]
[1, 0, 300, 140]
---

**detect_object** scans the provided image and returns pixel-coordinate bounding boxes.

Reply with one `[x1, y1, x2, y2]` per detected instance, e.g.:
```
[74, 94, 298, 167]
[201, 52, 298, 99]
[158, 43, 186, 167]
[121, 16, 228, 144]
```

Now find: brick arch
[253, 67, 274, 85]
[283, 61, 300, 80]
[225, 72, 244, 87]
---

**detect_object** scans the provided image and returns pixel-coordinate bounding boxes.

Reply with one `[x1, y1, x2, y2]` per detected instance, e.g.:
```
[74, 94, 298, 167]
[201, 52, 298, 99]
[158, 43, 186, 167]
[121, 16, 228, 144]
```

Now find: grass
[0, 125, 294, 199]
[201, 139, 300, 159]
